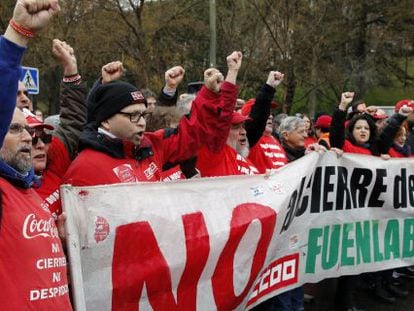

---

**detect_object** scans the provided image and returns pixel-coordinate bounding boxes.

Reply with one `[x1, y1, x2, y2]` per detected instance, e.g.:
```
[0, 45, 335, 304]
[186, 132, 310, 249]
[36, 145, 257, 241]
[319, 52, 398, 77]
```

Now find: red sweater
[248, 135, 288, 173]
[0, 178, 72, 310]
[197, 144, 259, 177]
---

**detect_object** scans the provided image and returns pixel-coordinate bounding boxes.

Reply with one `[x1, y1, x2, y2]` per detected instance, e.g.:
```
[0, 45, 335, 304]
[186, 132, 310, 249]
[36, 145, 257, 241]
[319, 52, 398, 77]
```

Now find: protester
[16, 80, 33, 110]
[27, 38, 87, 219]
[301, 113, 317, 147]
[272, 113, 288, 140]
[242, 100, 288, 173]
[329, 91, 412, 310]
[63, 51, 242, 186]
[388, 122, 411, 158]
[262, 115, 326, 311]
[314, 114, 332, 149]
[394, 99, 414, 154]
[140, 88, 157, 111]
[372, 108, 389, 133]
[197, 70, 284, 177]
[0, 0, 72, 309]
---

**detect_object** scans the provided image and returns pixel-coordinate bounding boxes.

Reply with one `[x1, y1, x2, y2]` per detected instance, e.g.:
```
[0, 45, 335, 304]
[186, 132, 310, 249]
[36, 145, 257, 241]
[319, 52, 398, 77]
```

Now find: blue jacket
[0, 36, 38, 188]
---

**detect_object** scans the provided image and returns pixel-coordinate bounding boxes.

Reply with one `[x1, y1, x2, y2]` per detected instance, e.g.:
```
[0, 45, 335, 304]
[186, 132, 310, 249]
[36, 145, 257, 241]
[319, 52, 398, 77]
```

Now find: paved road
[305, 275, 414, 311]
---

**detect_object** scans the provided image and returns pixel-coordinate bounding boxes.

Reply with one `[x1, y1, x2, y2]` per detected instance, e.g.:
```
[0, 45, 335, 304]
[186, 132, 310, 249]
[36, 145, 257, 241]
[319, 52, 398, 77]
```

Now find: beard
[237, 144, 250, 158]
[0, 147, 32, 173]
[228, 139, 250, 158]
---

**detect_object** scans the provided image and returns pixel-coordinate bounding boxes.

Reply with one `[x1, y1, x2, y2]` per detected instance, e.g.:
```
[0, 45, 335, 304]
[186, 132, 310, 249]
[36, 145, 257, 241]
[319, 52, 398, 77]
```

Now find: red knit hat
[314, 115, 332, 129]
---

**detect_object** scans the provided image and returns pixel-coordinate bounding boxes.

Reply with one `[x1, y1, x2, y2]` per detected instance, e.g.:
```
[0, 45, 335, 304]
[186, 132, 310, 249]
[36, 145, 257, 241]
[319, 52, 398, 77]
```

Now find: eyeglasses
[118, 111, 151, 123]
[8, 123, 52, 145]
[8, 123, 34, 135]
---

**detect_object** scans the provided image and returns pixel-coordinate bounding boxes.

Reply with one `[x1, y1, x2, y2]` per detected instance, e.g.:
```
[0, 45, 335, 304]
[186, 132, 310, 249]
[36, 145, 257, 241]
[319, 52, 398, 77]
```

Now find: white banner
[61, 152, 414, 310]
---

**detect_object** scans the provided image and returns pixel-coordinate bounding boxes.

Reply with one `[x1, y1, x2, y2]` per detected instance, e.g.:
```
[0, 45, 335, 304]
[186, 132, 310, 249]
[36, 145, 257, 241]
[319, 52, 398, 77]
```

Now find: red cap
[314, 115, 332, 129]
[241, 98, 279, 116]
[231, 111, 252, 124]
[241, 99, 255, 116]
[23, 109, 54, 130]
[394, 99, 414, 113]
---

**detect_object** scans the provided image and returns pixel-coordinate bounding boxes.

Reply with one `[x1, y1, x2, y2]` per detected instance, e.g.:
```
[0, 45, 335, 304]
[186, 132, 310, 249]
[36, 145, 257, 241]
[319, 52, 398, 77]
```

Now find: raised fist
[101, 61, 125, 84]
[164, 66, 185, 90]
[52, 39, 77, 76]
[226, 51, 243, 71]
[204, 68, 224, 93]
[13, 0, 60, 32]
[340, 92, 355, 108]
[266, 71, 284, 88]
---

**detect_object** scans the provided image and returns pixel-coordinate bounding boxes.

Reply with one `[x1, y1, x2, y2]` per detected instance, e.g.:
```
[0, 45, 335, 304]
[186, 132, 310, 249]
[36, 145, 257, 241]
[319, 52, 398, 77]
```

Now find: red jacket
[341, 140, 372, 155]
[248, 135, 288, 173]
[305, 136, 317, 147]
[63, 82, 238, 186]
[36, 137, 72, 219]
[0, 178, 72, 310]
[388, 145, 414, 158]
[197, 144, 259, 177]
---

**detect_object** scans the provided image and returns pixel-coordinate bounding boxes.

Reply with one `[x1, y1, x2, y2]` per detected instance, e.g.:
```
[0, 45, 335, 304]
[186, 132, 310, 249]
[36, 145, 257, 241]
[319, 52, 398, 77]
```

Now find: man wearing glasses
[63, 52, 242, 186]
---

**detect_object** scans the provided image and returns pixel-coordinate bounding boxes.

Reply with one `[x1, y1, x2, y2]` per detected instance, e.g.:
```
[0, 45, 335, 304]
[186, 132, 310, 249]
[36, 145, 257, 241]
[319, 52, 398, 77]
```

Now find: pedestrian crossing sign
[20, 66, 39, 95]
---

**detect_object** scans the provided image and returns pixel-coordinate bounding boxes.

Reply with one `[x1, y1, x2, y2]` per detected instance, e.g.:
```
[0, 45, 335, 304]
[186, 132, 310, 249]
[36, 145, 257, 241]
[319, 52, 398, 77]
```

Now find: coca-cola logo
[95, 216, 110, 243]
[22, 213, 59, 239]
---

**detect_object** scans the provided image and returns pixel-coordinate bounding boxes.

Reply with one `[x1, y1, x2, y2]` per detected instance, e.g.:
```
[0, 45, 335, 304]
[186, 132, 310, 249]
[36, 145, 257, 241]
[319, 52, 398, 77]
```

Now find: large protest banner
[61, 152, 414, 310]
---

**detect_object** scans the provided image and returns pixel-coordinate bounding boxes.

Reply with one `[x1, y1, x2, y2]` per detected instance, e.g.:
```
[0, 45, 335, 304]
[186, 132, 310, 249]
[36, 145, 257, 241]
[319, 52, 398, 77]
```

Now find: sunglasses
[32, 131, 52, 145]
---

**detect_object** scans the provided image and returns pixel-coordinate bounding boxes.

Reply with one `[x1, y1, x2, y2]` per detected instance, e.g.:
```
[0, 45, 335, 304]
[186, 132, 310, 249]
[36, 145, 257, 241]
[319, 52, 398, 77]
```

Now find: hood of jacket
[78, 124, 154, 161]
[0, 159, 40, 189]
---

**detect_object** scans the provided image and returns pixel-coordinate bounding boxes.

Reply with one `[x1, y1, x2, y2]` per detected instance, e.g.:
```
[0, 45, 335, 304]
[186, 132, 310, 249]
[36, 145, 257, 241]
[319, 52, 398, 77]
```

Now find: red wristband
[9, 19, 35, 38]
[63, 74, 81, 84]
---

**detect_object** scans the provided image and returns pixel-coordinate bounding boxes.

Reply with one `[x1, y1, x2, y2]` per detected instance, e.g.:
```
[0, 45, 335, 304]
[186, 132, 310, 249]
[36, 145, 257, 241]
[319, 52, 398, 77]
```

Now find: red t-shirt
[248, 135, 288, 173]
[0, 178, 72, 310]
[197, 144, 259, 177]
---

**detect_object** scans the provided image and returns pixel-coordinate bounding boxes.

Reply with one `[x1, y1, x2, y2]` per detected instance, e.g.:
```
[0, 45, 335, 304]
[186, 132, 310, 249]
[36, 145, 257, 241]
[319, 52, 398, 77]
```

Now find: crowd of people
[1, 0, 414, 310]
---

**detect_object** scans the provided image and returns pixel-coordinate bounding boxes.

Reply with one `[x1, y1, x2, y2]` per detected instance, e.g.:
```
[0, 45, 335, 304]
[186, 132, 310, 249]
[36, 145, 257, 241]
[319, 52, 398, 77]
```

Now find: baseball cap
[231, 111, 252, 124]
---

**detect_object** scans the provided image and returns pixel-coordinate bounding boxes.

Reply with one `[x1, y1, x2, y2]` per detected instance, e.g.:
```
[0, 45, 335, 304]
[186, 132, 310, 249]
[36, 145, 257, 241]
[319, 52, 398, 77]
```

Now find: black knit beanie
[87, 81, 146, 126]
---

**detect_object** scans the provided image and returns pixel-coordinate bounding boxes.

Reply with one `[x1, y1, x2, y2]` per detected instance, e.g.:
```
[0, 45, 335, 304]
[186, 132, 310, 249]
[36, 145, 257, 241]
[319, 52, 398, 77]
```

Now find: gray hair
[177, 93, 196, 115]
[279, 116, 304, 142]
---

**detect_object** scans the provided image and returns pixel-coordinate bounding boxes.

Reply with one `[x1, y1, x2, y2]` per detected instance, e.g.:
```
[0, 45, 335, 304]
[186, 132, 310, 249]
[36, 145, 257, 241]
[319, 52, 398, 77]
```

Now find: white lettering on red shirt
[22, 213, 59, 239]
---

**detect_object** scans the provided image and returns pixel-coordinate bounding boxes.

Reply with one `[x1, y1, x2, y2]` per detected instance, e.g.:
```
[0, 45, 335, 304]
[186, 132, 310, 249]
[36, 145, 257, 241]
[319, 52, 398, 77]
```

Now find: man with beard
[197, 71, 284, 177]
[0, 0, 72, 309]
[63, 51, 242, 186]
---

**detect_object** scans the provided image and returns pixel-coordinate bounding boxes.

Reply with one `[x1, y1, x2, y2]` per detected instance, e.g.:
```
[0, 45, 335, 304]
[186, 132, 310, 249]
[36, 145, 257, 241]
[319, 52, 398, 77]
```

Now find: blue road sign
[20, 66, 39, 95]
